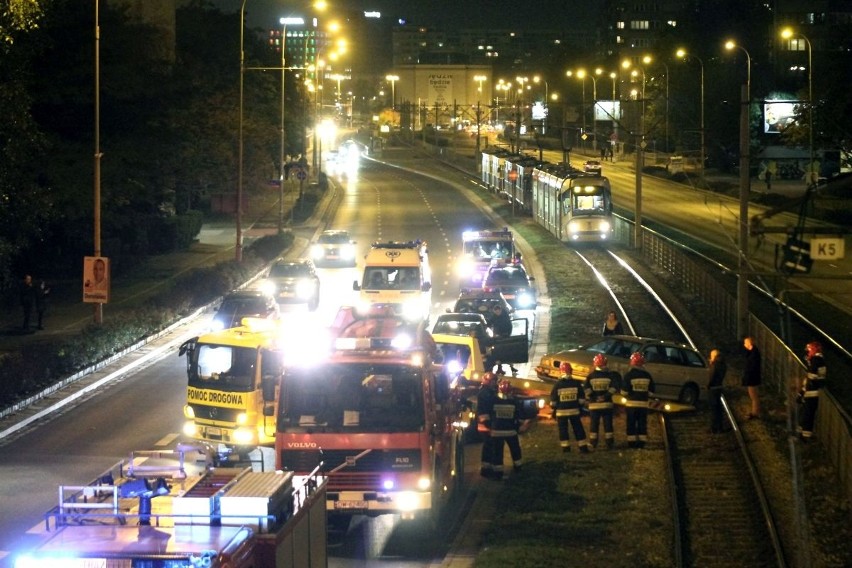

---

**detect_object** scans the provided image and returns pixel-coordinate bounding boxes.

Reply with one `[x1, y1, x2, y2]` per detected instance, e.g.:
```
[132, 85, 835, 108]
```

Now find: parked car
[482, 261, 537, 310]
[262, 259, 321, 311]
[310, 229, 357, 267]
[210, 289, 280, 331]
[584, 160, 602, 174]
[535, 335, 708, 405]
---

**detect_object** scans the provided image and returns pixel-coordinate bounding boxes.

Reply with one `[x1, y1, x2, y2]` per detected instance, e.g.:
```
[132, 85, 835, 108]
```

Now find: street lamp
[495, 80, 510, 123]
[578, 70, 597, 149]
[473, 75, 487, 152]
[533, 75, 548, 134]
[277, 17, 305, 233]
[386, 74, 399, 113]
[676, 48, 705, 179]
[724, 38, 752, 339]
[781, 27, 814, 186]
[237, 0, 248, 262]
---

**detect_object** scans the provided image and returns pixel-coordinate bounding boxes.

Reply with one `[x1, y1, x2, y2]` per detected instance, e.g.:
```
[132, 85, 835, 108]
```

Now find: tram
[531, 162, 614, 243]
[480, 146, 542, 215]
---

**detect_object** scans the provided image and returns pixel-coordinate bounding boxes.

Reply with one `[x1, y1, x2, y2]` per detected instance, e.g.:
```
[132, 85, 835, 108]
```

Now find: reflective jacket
[802, 353, 827, 399]
[490, 394, 520, 438]
[550, 375, 585, 417]
[621, 367, 655, 408]
[584, 368, 620, 410]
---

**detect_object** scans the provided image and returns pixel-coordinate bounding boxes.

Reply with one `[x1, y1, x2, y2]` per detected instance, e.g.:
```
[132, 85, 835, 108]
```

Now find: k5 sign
[810, 238, 845, 260]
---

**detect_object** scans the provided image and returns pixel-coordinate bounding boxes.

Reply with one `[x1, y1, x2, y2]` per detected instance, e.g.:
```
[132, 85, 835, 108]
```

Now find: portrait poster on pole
[83, 256, 110, 303]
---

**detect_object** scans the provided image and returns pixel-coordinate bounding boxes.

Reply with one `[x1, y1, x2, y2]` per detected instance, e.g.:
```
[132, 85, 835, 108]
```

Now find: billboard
[764, 101, 798, 134]
[428, 74, 454, 108]
[594, 100, 620, 122]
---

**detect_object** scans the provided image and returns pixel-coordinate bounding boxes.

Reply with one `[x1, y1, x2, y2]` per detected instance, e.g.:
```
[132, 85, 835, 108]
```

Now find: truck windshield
[279, 364, 425, 433]
[188, 344, 257, 391]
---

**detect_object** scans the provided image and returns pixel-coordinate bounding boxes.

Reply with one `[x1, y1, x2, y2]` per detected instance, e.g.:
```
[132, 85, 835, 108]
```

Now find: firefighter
[477, 372, 499, 478]
[490, 379, 529, 479]
[621, 352, 656, 449]
[798, 341, 827, 442]
[584, 354, 620, 449]
[550, 362, 589, 453]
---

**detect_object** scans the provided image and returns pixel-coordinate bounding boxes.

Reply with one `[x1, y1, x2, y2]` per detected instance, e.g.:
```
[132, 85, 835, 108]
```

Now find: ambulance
[353, 240, 432, 322]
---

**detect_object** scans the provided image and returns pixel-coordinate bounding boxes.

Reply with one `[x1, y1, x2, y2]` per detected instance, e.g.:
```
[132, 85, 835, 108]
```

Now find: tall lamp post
[577, 70, 597, 149]
[676, 48, 705, 179]
[236, 0, 250, 262]
[474, 74, 487, 152]
[781, 28, 814, 187]
[725, 39, 752, 340]
[533, 75, 548, 133]
[93, 0, 103, 323]
[386, 74, 399, 119]
[277, 17, 305, 234]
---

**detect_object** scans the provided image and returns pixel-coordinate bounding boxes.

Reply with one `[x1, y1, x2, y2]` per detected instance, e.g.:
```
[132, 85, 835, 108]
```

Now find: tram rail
[575, 245, 787, 567]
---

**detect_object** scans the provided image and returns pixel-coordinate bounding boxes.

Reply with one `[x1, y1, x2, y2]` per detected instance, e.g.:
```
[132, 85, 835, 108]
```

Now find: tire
[679, 384, 700, 406]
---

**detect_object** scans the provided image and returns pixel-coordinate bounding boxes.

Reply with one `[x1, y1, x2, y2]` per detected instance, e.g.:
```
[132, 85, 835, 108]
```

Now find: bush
[0, 231, 295, 407]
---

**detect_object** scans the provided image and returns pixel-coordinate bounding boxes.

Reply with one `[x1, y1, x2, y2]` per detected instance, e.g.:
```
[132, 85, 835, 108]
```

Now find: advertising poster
[83, 256, 110, 303]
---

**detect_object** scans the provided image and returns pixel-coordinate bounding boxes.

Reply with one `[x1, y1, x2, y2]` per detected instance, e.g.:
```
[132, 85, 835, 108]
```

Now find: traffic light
[779, 236, 813, 274]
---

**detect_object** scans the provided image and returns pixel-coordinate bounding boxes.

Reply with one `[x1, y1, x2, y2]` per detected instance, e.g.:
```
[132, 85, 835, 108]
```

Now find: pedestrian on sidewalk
[35, 278, 51, 330]
[19, 274, 37, 331]
[602, 310, 624, 336]
[742, 336, 762, 419]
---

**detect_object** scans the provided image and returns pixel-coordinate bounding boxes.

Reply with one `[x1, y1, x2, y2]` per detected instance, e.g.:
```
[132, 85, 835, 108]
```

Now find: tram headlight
[599, 220, 611, 232]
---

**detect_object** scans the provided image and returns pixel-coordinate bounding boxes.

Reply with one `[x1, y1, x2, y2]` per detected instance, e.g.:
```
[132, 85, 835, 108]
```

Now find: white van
[353, 241, 432, 322]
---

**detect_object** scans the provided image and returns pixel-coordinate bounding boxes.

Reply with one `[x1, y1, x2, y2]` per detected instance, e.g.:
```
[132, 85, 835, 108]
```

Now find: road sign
[295, 168, 307, 181]
[811, 237, 845, 260]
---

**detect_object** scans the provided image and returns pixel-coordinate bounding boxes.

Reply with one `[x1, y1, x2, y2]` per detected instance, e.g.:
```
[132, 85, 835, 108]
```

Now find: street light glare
[780, 27, 794, 39]
[724, 40, 736, 50]
[675, 48, 686, 58]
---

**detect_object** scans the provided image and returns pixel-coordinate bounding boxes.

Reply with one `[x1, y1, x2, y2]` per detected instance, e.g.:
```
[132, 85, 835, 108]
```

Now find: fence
[640, 228, 852, 504]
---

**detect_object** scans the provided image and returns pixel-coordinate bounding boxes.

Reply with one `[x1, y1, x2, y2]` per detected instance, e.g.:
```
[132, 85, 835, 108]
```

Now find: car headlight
[310, 245, 324, 259]
[457, 257, 476, 278]
[182, 421, 198, 437]
[341, 245, 356, 260]
[402, 299, 425, 321]
[258, 280, 276, 296]
[516, 291, 535, 308]
[296, 280, 315, 299]
[233, 428, 255, 445]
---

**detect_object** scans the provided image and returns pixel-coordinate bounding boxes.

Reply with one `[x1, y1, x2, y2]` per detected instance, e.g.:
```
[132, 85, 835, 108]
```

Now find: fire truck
[274, 307, 465, 527]
[12, 446, 327, 567]
[180, 318, 286, 459]
[456, 228, 516, 288]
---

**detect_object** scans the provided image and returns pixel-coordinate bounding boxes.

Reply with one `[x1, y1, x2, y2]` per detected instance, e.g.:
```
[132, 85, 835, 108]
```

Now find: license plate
[206, 426, 221, 437]
[334, 500, 368, 510]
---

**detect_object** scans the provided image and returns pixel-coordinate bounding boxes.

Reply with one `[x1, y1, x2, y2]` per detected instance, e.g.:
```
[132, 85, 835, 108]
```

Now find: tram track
[574, 245, 787, 567]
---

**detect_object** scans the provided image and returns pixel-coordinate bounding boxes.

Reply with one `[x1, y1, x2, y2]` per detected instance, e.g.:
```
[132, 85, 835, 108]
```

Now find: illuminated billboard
[594, 101, 621, 122]
[764, 101, 798, 134]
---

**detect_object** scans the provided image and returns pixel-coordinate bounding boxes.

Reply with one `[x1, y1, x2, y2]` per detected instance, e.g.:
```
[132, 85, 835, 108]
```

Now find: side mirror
[353, 280, 360, 291]
[261, 377, 276, 402]
[422, 282, 432, 292]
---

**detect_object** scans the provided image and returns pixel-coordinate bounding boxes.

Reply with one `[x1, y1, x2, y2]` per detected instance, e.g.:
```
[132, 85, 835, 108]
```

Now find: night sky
[210, 0, 587, 30]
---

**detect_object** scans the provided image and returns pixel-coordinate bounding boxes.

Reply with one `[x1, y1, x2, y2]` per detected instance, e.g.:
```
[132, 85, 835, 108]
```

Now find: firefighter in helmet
[550, 362, 589, 453]
[490, 379, 528, 479]
[584, 354, 621, 449]
[798, 341, 827, 442]
[621, 352, 656, 449]
[476, 372, 499, 478]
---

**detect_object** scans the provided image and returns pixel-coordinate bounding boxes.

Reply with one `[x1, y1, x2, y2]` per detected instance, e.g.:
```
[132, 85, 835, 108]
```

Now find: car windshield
[278, 364, 425, 433]
[188, 344, 257, 390]
[219, 297, 268, 315]
[433, 318, 483, 336]
[318, 233, 350, 244]
[269, 264, 310, 278]
[584, 337, 641, 359]
[486, 268, 528, 286]
[454, 296, 505, 314]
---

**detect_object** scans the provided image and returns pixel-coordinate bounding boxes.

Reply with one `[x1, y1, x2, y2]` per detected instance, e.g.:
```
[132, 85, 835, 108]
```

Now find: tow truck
[180, 318, 286, 462]
[12, 445, 327, 567]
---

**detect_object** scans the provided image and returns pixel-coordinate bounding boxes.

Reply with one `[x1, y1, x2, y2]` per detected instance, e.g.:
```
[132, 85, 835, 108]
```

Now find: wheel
[679, 384, 700, 406]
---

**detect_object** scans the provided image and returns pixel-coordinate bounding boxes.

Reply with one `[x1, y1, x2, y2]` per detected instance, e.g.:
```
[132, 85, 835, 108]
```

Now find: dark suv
[482, 262, 537, 310]
[210, 289, 280, 331]
[263, 259, 321, 311]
